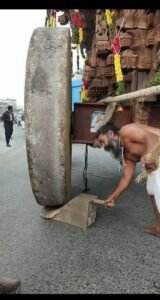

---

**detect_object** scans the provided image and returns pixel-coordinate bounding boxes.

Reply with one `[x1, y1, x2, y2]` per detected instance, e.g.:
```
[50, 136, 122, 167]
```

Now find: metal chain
[83, 144, 90, 192]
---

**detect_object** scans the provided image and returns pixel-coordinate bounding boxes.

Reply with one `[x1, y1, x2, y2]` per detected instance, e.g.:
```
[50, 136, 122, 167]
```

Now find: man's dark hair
[8, 105, 13, 110]
[95, 121, 120, 138]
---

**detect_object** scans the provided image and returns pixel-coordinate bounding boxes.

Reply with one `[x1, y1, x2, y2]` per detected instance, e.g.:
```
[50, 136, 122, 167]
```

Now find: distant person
[18, 120, 21, 127]
[21, 114, 25, 129]
[1, 106, 16, 147]
[16, 116, 21, 127]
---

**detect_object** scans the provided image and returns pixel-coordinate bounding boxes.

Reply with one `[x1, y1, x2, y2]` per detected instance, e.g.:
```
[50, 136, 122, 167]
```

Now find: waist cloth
[137, 139, 160, 213]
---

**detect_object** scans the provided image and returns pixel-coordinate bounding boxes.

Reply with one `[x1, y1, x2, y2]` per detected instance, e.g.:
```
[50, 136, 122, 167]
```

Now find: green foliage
[71, 27, 79, 44]
[108, 25, 113, 40]
[111, 14, 118, 37]
[116, 81, 125, 96]
[146, 71, 160, 87]
[116, 81, 126, 107]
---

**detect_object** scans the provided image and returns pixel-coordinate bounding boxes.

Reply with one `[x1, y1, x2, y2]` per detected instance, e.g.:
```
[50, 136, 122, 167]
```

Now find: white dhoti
[146, 168, 160, 213]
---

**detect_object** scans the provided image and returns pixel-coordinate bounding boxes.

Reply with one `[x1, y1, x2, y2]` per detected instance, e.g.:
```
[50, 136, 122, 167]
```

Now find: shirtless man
[95, 121, 160, 237]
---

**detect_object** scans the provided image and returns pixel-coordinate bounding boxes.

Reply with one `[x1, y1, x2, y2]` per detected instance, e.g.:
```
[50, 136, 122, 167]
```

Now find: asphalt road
[0, 122, 160, 294]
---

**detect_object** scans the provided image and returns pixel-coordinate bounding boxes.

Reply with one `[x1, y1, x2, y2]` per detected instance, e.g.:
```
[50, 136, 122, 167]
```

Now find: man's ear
[108, 130, 114, 138]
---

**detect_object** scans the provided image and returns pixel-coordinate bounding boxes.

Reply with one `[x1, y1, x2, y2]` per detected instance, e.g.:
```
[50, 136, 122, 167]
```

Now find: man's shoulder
[119, 123, 132, 135]
[2, 110, 8, 116]
[119, 123, 142, 139]
[120, 123, 140, 134]
[2, 110, 9, 120]
[4, 110, 9, 114]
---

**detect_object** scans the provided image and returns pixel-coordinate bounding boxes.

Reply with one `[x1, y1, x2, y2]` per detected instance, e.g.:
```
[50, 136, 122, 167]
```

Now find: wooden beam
[98, 85, 160, 104]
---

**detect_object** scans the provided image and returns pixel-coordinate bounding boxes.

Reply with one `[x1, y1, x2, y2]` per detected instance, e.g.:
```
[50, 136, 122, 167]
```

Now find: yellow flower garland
[49, 16, 56, 27]
[114, 53, 123, 82]
[81, 87, 89, 102]
[53, 16, 56, 27]
[79, 27, 83, 44]
[49, 16, 53, 27]
[105, 9, 112, 26]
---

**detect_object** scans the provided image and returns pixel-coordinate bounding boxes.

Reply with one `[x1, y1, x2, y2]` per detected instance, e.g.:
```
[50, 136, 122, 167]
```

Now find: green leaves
[146, 71, 160, 87]
[116, 81, 125, 96]
[116, 81, 126, 107]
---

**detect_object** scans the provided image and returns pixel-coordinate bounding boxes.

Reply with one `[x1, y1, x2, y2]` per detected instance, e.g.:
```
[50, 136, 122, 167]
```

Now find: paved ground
[0, 122, 160, 294]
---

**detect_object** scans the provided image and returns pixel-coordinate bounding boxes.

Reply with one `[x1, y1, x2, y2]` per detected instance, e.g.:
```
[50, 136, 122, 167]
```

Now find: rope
[117, 17, 125, 37]
[98, 85, 160, 104]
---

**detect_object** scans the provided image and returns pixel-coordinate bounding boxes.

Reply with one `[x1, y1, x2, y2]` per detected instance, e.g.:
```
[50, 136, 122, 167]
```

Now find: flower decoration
[49, 10, 56, 27]
[112, 36, 125, 110]
[81, 79, 89, 102]
[105, 9, 114, 40]
[105, 9, 112, 26]
[72, 10, 85, 71]
[81, 85, 89, 102]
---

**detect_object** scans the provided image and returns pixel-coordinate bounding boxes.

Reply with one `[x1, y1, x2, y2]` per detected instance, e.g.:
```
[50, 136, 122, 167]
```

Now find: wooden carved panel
[90, 78, 108, 88]
[88, 51, 97, 67]
[136, 48, 152, 70]
[120, 32, 132, 49]
[96, 57, 106, 67]
[134, 10, 148, 29]
[96, 67, 106, 78]
[96, 42, 111, 55]
[116, 10, 135, 29]
[123, 73, 132, 82]
[106, 54, 114, 65]
[154, 24, 160, 43]
[146, 29, 155, 47]
[121, 50, 137, 69]
[129, 29, 147, 51]
[85, 66, 96, 78]
[105, 66, 115, 77]
[147, 13, 154, 28]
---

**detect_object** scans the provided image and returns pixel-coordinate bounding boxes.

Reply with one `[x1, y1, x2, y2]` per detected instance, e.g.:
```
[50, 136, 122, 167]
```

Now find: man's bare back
[119, 123, 160, 163]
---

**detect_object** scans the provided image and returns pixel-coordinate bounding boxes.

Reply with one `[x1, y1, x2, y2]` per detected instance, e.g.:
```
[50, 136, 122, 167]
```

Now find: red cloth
[50, 9, 56, 17]
[83, 80, 89, 89]
[78, 16, 84, 28]
[72, 11, 79, 26]
[112, 36, 120, 54]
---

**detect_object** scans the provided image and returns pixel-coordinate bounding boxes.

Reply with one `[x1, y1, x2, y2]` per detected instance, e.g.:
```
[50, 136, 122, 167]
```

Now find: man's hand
[104, 195, 116, 207]
[144, 161, 157, 173]
[141, 156, 157, 173]
[104, 159, 136, 209]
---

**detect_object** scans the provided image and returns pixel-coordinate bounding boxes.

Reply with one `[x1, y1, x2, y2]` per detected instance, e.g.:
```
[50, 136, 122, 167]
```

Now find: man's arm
[13, 114, 17, 124]
[104, 159, 136, 207]
[1, 111, 10, 122]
